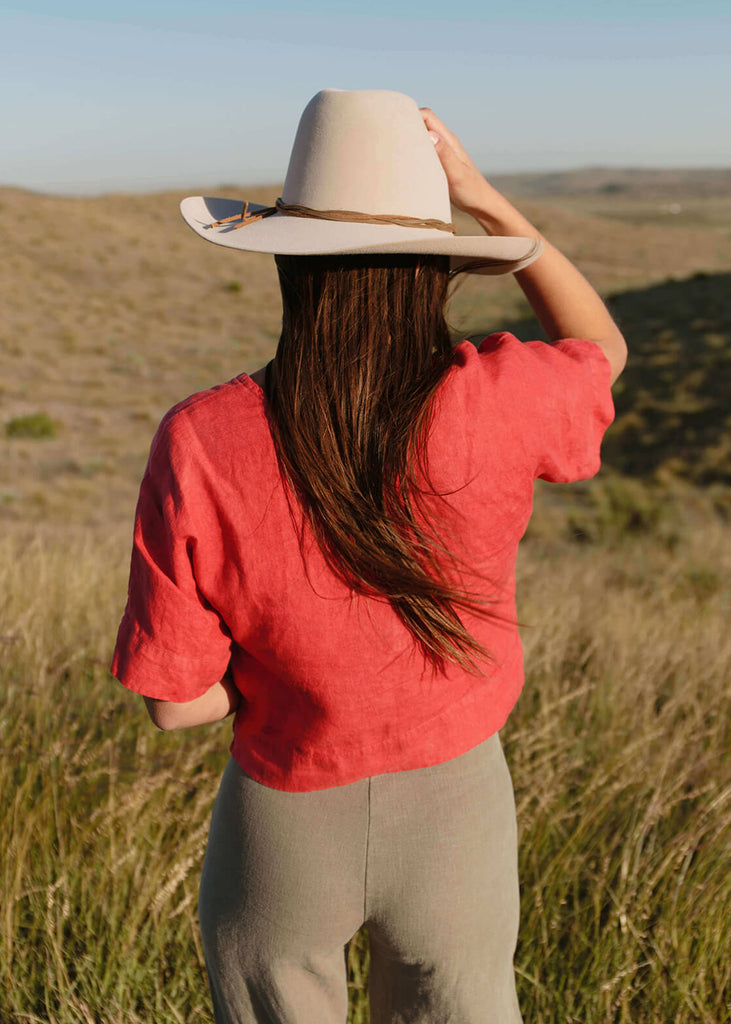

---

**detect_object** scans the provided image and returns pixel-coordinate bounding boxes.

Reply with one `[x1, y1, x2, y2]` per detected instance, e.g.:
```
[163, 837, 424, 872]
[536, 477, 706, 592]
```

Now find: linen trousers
[198, 732, 523, 1024]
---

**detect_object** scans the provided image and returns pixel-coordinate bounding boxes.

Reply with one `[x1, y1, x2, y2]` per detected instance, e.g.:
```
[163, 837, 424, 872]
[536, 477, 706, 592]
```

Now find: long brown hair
[265, 253, 490, 673]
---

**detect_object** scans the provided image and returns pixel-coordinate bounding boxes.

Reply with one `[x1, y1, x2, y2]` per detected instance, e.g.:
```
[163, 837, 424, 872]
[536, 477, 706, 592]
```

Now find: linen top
[111, 332, 613, 791]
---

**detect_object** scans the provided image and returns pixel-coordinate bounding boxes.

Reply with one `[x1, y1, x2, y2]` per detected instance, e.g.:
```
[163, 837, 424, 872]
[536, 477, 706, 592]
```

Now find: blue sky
[2, 0, 729, 194]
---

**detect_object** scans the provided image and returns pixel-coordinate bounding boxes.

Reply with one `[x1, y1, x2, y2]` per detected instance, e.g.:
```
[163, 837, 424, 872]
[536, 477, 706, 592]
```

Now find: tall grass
[1, 512, 729, 1023]
[510, 517, 731, 1022]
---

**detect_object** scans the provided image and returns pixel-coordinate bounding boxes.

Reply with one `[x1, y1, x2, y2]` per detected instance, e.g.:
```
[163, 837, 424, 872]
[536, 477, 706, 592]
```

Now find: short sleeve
[478, 332, 615, 482]
[111, 412, 232, 702]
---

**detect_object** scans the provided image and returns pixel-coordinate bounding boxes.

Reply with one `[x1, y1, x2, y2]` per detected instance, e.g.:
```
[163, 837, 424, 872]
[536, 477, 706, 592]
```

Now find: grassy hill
[1, 173, 730, 530]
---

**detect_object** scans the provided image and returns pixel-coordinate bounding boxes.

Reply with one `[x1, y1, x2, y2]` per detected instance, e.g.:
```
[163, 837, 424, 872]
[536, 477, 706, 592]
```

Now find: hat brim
[180, 196, 544, 276]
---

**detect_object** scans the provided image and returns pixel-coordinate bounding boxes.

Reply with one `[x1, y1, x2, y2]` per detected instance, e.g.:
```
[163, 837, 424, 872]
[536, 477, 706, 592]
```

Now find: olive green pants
[199, 733, 522, 1023]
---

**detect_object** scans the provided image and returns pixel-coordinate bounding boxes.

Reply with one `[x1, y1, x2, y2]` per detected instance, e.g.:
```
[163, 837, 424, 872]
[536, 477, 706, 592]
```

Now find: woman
[112, 90, 626, 1024]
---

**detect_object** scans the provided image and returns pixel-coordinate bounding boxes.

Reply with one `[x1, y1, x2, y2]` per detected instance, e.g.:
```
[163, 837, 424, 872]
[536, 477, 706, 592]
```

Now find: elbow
[144, 695, 184, 731]
[609, 335, 628, 385]
[597, 328, 627, 385]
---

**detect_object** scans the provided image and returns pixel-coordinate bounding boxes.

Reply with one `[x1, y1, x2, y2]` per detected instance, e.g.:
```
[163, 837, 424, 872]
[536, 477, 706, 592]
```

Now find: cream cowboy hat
[180, 89, 543, 275]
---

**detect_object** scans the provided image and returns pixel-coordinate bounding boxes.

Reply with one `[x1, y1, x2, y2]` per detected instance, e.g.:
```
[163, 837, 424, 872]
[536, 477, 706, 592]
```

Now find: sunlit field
[2, 173, 730, 1022]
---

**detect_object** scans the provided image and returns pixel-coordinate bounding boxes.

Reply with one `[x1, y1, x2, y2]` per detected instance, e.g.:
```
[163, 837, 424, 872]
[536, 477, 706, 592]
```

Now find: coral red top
[111, 333, 613, 791]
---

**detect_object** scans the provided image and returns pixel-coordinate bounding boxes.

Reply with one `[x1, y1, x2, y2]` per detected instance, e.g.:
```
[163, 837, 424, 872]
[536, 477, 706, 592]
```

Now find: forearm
[419, 109, 627, 384]
[465, 181, 627, 383]
[143, 671, 240, 730]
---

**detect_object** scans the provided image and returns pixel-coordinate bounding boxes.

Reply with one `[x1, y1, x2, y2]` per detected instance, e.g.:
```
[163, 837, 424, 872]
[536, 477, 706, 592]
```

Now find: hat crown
[282, 89, 452, 222]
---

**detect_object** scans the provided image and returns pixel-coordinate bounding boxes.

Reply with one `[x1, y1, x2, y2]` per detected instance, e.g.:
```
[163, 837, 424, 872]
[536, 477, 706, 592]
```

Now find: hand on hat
[421, 107, 538, 240]
[420, 108, 494, 217]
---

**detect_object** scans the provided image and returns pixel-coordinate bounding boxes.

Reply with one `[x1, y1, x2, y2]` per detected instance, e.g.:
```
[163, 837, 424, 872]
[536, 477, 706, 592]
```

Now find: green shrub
[5, 412, 59, 439]
[566, 476, 670, 545]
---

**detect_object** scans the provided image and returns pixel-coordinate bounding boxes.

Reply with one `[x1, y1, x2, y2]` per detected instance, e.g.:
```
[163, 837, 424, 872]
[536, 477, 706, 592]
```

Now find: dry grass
[511, 514, 731, 1021]
[1, 510, 729, 1023]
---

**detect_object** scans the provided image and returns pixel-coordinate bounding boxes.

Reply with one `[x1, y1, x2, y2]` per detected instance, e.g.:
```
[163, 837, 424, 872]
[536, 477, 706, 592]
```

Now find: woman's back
[112, 325, 612, 791]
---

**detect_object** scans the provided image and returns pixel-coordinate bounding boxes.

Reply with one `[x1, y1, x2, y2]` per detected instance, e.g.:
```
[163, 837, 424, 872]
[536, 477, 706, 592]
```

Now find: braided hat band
[205, 198, 456, 234]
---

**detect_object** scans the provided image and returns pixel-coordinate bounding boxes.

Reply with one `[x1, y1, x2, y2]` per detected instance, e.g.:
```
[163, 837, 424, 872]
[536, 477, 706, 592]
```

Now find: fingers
[419, 106, 492, 214]
[419, 108, 468, 160]
[420, 108, 458, 169]
[420, 107, 449, 138]
[420, 108, 469, 185]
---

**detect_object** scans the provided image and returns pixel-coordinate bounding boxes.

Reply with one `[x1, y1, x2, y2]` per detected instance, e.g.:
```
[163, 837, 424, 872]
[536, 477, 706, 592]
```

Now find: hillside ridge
[2, 166, 731, 202]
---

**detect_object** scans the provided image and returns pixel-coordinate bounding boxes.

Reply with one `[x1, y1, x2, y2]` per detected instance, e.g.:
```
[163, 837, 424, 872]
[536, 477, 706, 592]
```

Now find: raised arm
[421, 109, 627, 384]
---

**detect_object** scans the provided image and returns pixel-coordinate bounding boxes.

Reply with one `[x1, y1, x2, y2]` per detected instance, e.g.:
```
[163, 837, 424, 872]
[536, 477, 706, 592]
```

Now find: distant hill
[489, 167, 731, 201]
[5, 167, 731, 203]
[1, 181, 730, 528]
